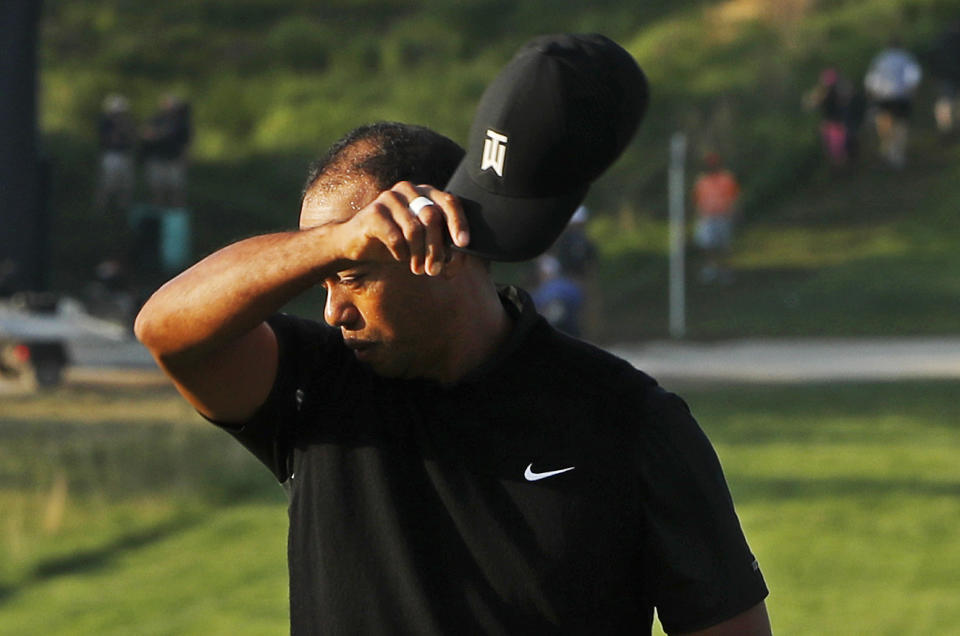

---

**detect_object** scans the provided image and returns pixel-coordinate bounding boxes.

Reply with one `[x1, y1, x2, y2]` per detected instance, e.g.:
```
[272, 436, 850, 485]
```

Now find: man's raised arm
[134, 181, 468, 423]
[134, 225, 345, 423]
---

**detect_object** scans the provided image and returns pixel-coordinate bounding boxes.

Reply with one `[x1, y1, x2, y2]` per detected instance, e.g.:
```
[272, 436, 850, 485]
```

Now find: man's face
[300, 178, 451, 379]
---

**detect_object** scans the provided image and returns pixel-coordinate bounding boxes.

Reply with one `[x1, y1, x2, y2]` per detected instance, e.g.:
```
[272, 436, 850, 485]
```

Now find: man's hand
[335, 181, 470, 277]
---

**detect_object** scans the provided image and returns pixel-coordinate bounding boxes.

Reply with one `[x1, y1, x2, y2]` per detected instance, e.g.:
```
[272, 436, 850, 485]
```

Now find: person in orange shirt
[693, 152, 741, 284]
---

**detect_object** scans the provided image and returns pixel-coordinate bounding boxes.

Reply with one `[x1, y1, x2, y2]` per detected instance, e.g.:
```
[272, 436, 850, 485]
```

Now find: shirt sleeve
[211, 313, 340, 483]
[633, 388, 768, 634]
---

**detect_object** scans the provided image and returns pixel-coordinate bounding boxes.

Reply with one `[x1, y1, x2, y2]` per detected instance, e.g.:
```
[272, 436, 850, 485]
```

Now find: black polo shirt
[219, 287, 767, 634]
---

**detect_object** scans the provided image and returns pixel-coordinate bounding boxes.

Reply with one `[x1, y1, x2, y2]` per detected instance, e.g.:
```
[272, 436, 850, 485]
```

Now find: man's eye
[339, 273, 364, 286]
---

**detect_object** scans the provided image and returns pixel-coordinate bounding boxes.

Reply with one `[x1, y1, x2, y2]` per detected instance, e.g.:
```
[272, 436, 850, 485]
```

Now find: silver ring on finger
[408, 196, 434, 216]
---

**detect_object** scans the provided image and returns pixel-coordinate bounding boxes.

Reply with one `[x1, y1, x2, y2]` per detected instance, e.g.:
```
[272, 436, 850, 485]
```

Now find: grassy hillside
[37, 0, 960, 340]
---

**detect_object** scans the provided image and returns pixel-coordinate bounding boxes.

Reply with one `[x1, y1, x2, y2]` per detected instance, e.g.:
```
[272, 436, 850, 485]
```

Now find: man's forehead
[299, 178, 379, 229]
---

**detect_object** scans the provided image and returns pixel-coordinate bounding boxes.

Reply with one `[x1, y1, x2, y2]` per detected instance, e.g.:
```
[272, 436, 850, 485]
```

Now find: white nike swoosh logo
[524, 463, 576, 481]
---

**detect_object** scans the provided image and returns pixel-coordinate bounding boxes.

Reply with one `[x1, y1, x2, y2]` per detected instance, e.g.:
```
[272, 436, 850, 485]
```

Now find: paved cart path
[609, 337, 960, 383]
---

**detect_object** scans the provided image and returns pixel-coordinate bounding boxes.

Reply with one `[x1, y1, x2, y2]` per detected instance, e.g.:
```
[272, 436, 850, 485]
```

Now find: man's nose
[324, 288, 361, 329]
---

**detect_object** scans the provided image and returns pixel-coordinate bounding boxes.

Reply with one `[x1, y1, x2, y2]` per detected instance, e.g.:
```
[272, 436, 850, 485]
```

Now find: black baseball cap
[445, 33, 648, 261]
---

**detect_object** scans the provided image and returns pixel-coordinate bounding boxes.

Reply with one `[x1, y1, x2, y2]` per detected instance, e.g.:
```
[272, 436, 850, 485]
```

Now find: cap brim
[445, 166, 588, 262]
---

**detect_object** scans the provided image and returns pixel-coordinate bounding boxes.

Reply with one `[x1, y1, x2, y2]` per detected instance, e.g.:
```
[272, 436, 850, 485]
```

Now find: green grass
[591, 136, 960, 342]
[2, 380, 960, 634]
[0, 385, 289, 635]
[681, 380, 960, 635]
[0, 504, 288, 635]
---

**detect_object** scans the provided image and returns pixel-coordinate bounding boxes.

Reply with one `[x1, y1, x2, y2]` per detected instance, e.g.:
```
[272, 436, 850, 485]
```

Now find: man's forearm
[135, 225, 341, 365]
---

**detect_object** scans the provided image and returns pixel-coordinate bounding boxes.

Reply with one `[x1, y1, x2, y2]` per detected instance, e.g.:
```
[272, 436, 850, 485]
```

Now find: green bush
[266, 17, 333, 71]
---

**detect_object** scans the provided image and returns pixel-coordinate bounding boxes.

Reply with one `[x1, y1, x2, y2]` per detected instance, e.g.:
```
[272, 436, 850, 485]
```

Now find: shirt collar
[455, 285, 540, 384]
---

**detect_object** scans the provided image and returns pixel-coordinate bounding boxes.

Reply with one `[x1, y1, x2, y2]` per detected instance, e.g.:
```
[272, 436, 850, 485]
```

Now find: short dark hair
[301, 122, 465, 204]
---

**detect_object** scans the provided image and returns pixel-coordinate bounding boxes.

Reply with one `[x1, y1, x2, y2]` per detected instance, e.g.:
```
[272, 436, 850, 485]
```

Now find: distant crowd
[88, 93, 193, 324]
[804, 23, 960, 170]
[540, 25, 960, 310]
[96, 93, 193, 214]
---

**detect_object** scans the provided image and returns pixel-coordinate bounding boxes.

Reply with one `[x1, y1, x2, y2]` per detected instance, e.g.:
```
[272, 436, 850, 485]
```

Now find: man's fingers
[368, 202, 411, 264]
[364, 190, 426, 269]
[354, 182, 470, 274]
[417, 206, 446, 275]
[394, 182, 470, 249]
[392, 197, 427, 275]
[425, 189, 470, 248]
[403, 191, 446, 275]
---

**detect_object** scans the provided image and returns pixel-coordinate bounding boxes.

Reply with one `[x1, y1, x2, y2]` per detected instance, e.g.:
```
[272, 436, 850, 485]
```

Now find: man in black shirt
[136, 35, 770, 635]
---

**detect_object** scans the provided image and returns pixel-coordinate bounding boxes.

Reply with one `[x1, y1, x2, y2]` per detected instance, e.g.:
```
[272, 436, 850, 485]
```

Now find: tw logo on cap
[481, 129, 508, 177]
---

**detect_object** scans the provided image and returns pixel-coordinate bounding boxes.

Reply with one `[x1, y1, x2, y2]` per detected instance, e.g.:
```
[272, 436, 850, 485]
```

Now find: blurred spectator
[550, 205, 600, 338]
[692, 153, 740, 285]
[553, 205, 597, 278]
[141, 94, 192, 207]
[927, 20, 960, 137]
[803, 68, 867, 167]
[531, 254, 584, 338]
[95, 93, 137, 214]
[864, 40, 922, 168]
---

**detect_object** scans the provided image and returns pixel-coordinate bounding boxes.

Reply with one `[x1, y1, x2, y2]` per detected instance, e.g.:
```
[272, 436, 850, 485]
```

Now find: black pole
[0, 0, 44, 294]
